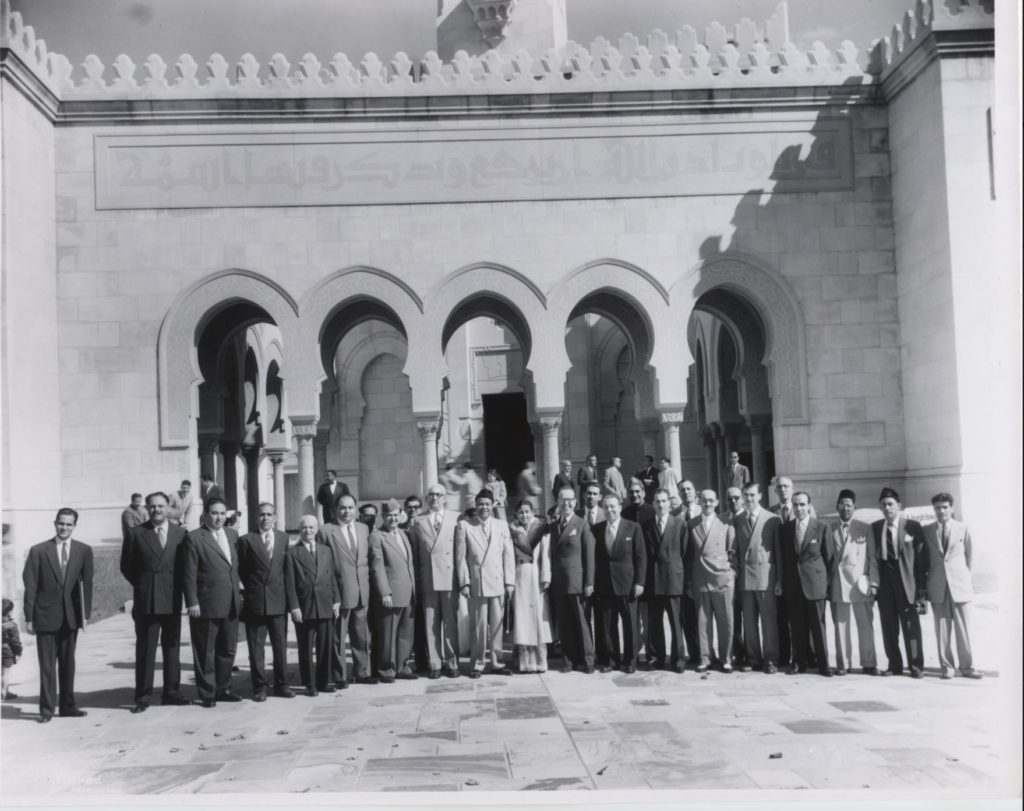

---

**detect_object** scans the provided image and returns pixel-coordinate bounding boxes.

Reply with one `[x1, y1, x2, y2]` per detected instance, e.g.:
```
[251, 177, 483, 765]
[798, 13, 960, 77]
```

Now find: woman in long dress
[487, 469, 508, 521]
[510, 500, 552, 673]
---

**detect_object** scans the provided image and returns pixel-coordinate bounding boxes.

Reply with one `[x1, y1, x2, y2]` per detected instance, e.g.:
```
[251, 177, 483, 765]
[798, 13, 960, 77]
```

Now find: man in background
[316, 470, 350, 525]
[121, 494, 148, 543]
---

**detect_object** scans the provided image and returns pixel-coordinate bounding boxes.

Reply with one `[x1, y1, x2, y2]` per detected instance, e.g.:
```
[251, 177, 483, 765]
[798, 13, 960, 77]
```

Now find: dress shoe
[862, 667, 880, 676]
[559, 665, 574, 674]
[37, 715, 52, 724]
[131, 703, 148, 714]
[623, 665, 637, 674]
[232, 665, 240, 672]
[492, 666, 513, 677]
[764, 664, 778, 675]
[200, 699, 217, 708]
[649, 660, 664, 671]
[2, 692, 18, 700]
[274, 686, 296, 698]
[910, 666, 924, 679]
[835, 668, 847, 676]
[396, 672, 419, 681]
[427, 670, 442, 680]
[674, 665, 686, 675]
[786, 666, 801, 676]
[941, 671, 954, 680]
[321, 684, 336, 693]
[721, 664, 733, 674]
[379, 676, 396, 684]
[468, 671, 482, 679]
[821, 667, 834, 678]
[739, 665, 753, 673]
[583, 665, 595, 674]
[215, 691, 243, 702]
[59, 709, 88, 718]
[695, 665, 708, 673]
[162, 694, 193, 706]
[333, 681, 348, 691]
[252, 693, 267, 702]
[304, 686, 319, 697]
[355, 676, 379, 686]
[963, 670, 983, 680]
[443, 667, 460, 679]
[598, 665, 615, 674]
[881, 669, 899, 677]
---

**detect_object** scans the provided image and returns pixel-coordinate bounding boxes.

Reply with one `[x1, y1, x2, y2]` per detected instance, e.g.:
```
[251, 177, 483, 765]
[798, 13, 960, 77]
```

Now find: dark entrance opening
[482, 392, 533, 495]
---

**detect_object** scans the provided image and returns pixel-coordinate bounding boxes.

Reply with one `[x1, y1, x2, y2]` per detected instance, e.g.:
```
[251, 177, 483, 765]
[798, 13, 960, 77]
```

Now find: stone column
[417, 419, 441, 490]
[714, 427, 728, 498]
[539, 415, 562, 515]
[313, 432, 330, 493]
[268, 452, 287, 531]
[242, 446, 263, 532]
[702, 432, 718, 494]
[723, 425, 739, 458]
[640, 418, 661, 460]
[747, 415, 771, 501]
[220, 441, 239, 511]
[198, 437, 219, 480]
[292, 422, 318, 519]
[660, 411, 685, 475]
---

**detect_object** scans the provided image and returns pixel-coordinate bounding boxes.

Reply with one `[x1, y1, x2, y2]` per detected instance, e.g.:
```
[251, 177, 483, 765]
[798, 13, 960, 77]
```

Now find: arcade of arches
[183, 262, 783, 533]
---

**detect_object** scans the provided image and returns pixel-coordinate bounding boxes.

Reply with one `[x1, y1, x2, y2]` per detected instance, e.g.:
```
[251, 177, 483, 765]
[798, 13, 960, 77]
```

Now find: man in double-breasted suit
[825, 490, 879, 676]
[316, 470, 351, 526]
[22, 508, 93, 723]
[549, 485, 596, 673]
[923, 493, 982, 680]
[411, 483, 463, 678]
[318, 494, 377, 686]
[871, 487, 926, 678]
[457, 489, 515, 677]
[237, 502, 294, 700]
[184, 497, 244, 707]
[552, 460, 576, 504]
[286, 516, 340, 695]
[771, 476, 816, 667]
[728, 483, 782, 674]
[779, 492, 831, 677]
[641, 489, 689, 672]
[120, 492, 191, 712]
[370, 500, 419, 683]
[687, 490, 737, 672]
[592, 494, 646, 672]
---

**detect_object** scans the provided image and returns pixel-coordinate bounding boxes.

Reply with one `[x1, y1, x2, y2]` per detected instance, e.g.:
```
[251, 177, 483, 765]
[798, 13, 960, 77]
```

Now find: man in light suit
[576, 483, 607, 527]
[316, 470, 350, 526]
[923, 493, 982, 680]
[688, 490, 737, 673]
[658, 457, 681, 496]
[121, 492, 191, 712]
[167, 480, 194, 529]
[22, 508, 93, 723]
[592, 494, 646, 673]
[552, 460, 576, 504]
[549, 486, 596, 673]
[602, 457, 628, 502]
[641, 489, 689, 672]
[725, 452, 751, 491]
[318, 494, 377, 686]
[184, 497, 244, 707]
[770, 476, 815, 668]
[457, 489, 515, 678]
[237, 502, 294, 700]
[872, 487, 926, 678]
[412, 483, 463, 679]
[370, 499, 419, 683]
[729, 483, 782, 674]
[286, 516, 340, 696]
[779, 492, 832, 677]
[825, 489, 879, 676]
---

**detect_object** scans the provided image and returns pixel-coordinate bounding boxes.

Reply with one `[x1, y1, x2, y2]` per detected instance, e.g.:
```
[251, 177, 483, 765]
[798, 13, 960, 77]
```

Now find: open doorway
[482, 392, 533, 493]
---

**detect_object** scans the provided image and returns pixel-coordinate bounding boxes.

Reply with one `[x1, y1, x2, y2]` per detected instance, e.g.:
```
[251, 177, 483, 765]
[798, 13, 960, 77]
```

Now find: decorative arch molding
[430, 262, 547, 310]
[672, 252, 809, 424]
[158, 269, 300, 449]
[337, 329, 409, 439]
[440, 293, 533, 363]
[697, 294, 773, 418]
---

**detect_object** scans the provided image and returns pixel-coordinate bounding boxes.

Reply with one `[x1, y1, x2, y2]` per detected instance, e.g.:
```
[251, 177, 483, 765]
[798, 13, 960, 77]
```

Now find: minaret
[436, 0, 567, 62]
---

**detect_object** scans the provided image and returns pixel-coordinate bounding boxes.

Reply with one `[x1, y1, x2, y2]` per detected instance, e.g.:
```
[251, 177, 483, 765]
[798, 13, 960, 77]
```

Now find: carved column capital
[312, 431, 331, 450]
[416, 420, 440, 440]
[746, 413, 773, 432]
[659, 411, 686, 427]
[538, 415, 562, 437]
[267, 451, 287, 467]
[291, 421, 318, 440]
[198, 437, 220, 455]
[242, 445, 263, 464]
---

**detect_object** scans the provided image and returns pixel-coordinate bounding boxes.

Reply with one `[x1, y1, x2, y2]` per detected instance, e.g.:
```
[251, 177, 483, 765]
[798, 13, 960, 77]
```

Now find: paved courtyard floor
[0, 591, 1016, 799]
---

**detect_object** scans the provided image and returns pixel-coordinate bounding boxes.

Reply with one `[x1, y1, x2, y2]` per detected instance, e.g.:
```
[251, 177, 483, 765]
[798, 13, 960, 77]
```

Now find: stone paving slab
[0, 592, 1015, 798]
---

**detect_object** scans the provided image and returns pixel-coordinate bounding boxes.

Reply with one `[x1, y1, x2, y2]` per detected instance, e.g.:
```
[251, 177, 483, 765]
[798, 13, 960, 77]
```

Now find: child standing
[2, 598, 23, 700]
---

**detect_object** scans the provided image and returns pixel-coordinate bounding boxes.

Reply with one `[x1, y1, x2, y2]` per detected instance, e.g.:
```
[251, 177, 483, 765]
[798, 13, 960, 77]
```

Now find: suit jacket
[318, 521, 371, 610]
[121, 520, 187, 615]
[672, 504, 702, 521]
[780, 518, 828, 601]
[726, 463, 751, 490]
[121, 505, 149, 541]
[552, 472, 576, 502]
[687, 515, 736, 593]
[641, 514, 688, 596]
[576, 505, 607, 527]
[622, 502, 655, 526]
[236, 529, 289, 616]
[284, 541, 337, 620]
[183, 526, 241, 618]
[548, 514, 596, 596]
[602, 467, 627, 500]
[636, 466, 660, 503]
[23, 539, 93, 632]
[456, 517, 514, 598]
[592, 519, 646, 598]
[411, 509, 462, 592]
[200, 484, 225, 509]
[923, 519, 973, 604]
[167, 491, 194, 527]
[729, 509, 782, 593]
[824, 519, 878, 604]
[771, 501, 817, 521]
[576, 464, 599, 491]
[871, 517, 926, 603]
[369, 527, 417, 608]
[316, 481, 351, 524]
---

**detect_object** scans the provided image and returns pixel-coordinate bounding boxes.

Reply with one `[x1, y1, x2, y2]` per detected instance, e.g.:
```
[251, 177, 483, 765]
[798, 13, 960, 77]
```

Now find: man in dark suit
[592, 494, 647, 673]
[872, 487, 927, 678]
[316, 470, 351, 526]
[635, 456, 660, 504]
[120, 492, 191, 712]
[770, 476, 815, 668]
[121, 493, 148, 543]
[318, 494, 377, 686]
[286, 515, 340, 695]
[548, 485, 596, 673]
[641, 489, 689, 672]
[576, 454, 599, 494]
[198, 473, 224, 509]
[779, 492, 832, 677]
[621, 479, 655, 662]
[369, 500, 419, 683]
[184, 497, 244, 707]
[22, 508, 93, 723]
[237, 501, 294, 701]
[552, 460, 576, 504]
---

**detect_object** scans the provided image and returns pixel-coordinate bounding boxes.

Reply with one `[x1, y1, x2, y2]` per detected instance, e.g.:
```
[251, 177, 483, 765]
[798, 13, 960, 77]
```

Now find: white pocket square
[569, 529, 577, 536]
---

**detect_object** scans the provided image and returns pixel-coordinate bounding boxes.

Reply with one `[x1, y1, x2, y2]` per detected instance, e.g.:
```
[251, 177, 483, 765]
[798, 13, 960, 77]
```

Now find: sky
[11, 0, 911, 76]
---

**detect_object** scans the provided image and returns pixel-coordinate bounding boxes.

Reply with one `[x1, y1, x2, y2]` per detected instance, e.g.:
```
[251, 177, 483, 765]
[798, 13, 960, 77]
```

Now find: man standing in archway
[726, 452, 750, 491]
[316, 470, 350, 526]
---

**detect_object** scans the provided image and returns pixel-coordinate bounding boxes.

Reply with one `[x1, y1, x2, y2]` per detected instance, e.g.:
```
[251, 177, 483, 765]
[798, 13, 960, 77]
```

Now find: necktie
[782, 506, 790, 523]
[433, 513, 441, 534]
[216, 530, 230, 560]
[657, 518, 665, 536]
[588, 509, 595, 525]
[157, 525, 166, 549]
[941, 524, 949, 555]
[307, 541, 315, 559]
[60, 542, 68, 582]
[482, 520, 491, 541]
[264, 532, 273, 556]
[796, 521, 806, 550]
[347, 525, 357, 556]
[747, 513, 755, 533]
[839, 524, 849, 554]
[886, 524, 897, 561]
